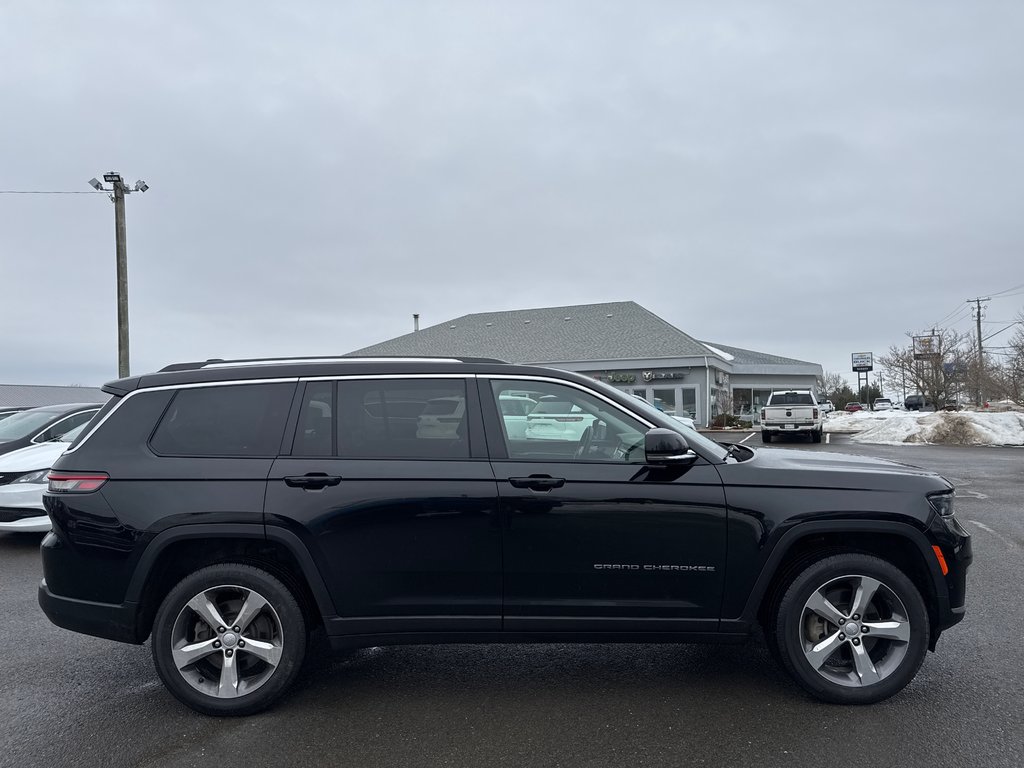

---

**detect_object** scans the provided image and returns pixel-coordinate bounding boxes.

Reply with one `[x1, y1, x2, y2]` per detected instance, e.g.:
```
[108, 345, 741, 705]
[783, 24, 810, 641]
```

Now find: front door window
[490, 379, 647, 463]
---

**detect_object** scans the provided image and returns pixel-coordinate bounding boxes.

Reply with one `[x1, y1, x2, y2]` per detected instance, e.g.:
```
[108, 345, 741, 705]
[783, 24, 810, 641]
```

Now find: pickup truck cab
[761, 390, 823, 443]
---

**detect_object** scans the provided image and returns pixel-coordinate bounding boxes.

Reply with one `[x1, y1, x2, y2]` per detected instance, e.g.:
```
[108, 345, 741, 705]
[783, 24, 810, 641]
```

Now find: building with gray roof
[351, 301, 822, 426]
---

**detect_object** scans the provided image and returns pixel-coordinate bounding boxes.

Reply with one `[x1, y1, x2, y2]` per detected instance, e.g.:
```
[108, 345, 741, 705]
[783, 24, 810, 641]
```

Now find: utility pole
[113, 181, 129, 378]
[88, 173, 148, 378]
[968, 297, 989, 407]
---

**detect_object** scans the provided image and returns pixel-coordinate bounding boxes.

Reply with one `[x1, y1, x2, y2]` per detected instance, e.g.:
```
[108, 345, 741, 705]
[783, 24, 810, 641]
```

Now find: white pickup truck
[760, 390, 823, 443]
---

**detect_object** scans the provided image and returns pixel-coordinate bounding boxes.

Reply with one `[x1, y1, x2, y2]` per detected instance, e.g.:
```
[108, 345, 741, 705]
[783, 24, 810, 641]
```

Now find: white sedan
[0, 423, 85, 533]
[524, 397, 596, 441]
[672, 414, 698, 430]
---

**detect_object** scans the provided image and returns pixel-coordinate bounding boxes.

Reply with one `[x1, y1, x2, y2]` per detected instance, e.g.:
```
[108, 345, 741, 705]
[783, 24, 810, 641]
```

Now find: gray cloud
[2, 1, 1022, 388]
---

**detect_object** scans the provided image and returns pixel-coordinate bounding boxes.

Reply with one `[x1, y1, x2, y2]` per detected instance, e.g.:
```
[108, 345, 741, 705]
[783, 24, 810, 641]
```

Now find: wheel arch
[126, 524, 336, 642]
[728, 520, 948, 649]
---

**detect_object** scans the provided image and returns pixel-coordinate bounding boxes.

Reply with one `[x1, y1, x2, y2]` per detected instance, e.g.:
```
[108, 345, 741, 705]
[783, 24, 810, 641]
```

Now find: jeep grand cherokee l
[39, 356, 971, 715]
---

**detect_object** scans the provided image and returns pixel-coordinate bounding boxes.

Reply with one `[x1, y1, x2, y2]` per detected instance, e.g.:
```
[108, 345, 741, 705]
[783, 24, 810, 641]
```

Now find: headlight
[12, 469, 50, 485]
[928, 492, 955, 517]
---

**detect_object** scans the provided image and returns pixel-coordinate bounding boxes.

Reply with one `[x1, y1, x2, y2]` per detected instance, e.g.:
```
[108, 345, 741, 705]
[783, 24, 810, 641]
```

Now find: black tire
[151, 563, 307, 716]
[811, 429, 822, 443]
[762, 431, 772, 443]
[770, 553, 929, 704]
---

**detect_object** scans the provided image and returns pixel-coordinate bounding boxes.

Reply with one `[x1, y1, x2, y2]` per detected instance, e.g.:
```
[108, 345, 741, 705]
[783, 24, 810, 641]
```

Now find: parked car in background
[943, 399, 965, 412]
[818, 400, 834, 414]
[496, 395, 537, 439]
[0, 423, 86, 533]
[670, 412, 697, 430]
[633, 395, 697, 431]
[415, 397, 466, 439]
[0, 403, 102, 458]
[760, 390, 823, 443]
[873, 398, 893, 411]
[904, 395, 934, 411]
[844, 402, 864, 413]
[525, 395, 596, 441]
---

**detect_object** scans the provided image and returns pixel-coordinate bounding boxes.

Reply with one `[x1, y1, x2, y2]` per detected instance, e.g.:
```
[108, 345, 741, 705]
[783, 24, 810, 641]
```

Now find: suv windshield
[0, 409, 62, 442]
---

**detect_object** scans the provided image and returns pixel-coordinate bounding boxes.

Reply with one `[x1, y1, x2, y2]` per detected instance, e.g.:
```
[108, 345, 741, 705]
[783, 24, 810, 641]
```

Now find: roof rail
[158, 355, 508, 372]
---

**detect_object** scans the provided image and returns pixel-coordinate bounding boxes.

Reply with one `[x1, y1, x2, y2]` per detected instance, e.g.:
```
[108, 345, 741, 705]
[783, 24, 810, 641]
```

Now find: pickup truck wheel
[772, 553, 928, 704]
[151, 563, 307, 716]
[761, 431, 772, 443]
[811, 430, 823, 443]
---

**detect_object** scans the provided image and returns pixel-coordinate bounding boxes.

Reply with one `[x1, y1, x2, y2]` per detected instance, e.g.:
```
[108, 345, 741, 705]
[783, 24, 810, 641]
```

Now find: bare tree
[998, 310, 1024, 404]
[878, 329, 971, 408]
[816, 371, 848, 400]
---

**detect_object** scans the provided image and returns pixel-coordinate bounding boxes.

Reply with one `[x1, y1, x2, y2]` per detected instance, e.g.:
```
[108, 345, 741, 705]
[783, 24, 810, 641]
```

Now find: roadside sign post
[852, 352, 873, 411]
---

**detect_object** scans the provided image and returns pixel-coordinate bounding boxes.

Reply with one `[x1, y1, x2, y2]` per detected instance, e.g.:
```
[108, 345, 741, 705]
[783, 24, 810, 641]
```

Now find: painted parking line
[739, 433, 755, 444]
[965, 520, 1017, 549]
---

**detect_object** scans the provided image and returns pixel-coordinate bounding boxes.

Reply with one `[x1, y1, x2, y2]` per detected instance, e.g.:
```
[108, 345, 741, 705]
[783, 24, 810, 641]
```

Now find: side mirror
[644, 428, 698, 466]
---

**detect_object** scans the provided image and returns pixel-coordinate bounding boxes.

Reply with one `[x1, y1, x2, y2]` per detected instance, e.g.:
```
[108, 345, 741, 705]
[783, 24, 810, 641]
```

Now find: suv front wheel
[151, 563, 307, 716]
[771, 553, 929, 704]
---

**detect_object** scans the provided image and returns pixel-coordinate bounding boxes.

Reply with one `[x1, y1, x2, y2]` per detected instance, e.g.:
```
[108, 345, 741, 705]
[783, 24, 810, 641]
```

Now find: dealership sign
[913, 335, 941, 361]
[851, 352, 873, 372]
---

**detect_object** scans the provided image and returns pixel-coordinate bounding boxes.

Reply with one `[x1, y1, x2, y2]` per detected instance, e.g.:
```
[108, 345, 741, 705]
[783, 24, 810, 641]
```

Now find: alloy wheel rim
[799, 574, 911, 688]
[170, 584, 284, 699]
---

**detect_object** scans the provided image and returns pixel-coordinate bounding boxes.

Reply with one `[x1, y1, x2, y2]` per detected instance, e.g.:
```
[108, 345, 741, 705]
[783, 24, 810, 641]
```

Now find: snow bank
[825, 410, 1024, 446]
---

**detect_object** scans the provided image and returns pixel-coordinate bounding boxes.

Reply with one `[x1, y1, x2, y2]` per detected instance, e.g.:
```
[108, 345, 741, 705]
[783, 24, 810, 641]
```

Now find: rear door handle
[284, 473, 342, 490]
[509, 475, 565, 491]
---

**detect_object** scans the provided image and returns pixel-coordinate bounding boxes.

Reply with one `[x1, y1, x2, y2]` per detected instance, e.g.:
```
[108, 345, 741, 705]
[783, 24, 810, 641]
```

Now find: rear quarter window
[150, 383, 295, 457]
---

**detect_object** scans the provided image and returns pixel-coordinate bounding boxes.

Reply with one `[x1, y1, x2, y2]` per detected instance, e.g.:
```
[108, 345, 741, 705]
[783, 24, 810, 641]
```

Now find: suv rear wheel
[771, 553, 929, 704]
[151, 563, 307, 716]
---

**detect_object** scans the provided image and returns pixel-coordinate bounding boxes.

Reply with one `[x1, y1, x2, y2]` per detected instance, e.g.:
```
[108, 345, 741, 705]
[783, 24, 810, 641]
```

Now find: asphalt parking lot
[2, 440, 1021, 768]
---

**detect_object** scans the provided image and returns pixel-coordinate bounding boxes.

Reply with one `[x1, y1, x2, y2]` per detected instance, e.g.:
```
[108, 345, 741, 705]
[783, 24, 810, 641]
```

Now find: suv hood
[753, 447, 935, 475]
[721, 446, 952, 493]
[0, 441, 70, 473]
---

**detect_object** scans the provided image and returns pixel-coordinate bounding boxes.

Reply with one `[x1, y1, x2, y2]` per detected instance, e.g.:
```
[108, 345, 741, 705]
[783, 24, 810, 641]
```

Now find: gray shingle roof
[349, 301, 714, 363]
[698, 341, 817, 367]
[0, 384, 108, 409]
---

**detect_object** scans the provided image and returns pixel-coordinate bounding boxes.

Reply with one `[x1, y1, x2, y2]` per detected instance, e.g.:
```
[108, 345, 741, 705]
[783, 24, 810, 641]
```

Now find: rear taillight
[813, 408, 819, 419]
[760, 409, 765, 421]
[47, 472, 109, 493]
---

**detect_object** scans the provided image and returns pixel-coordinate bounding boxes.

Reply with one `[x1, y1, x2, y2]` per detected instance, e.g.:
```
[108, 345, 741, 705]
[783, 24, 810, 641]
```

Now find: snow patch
[825, 409, 1024, 446]
[701, 343, 734, 362]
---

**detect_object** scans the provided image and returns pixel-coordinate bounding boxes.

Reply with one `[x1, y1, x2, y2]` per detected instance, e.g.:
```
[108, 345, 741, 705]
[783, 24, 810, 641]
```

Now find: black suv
[39, 357, 971, 715]
[904, 395, 935, 411]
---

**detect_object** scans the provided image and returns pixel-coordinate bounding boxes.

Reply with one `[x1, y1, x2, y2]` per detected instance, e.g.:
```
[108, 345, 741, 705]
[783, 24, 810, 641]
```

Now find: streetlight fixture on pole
[88, 172, 148, 378]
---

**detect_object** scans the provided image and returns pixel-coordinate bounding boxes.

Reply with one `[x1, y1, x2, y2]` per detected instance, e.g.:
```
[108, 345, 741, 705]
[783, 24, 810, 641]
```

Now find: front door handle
[509, 475, 565, 491]
[284, 473, 342, 490]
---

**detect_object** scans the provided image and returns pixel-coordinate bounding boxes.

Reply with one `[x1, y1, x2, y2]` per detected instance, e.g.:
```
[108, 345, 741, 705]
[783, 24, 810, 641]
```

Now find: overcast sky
[2, 2, 1022, 389]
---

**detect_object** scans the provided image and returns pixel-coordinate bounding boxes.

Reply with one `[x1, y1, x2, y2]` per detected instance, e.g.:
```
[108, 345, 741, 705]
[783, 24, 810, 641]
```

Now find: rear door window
[336, 379, 470, 459]
[150, 383, 294, 456]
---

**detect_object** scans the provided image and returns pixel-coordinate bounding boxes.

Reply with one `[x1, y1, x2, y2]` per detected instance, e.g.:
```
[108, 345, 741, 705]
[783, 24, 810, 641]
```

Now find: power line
[0, 190, 106, 194]
[989, 281, 1024, 298]
[931, 302, 971, 328]
[982, 323, 1020, 342]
